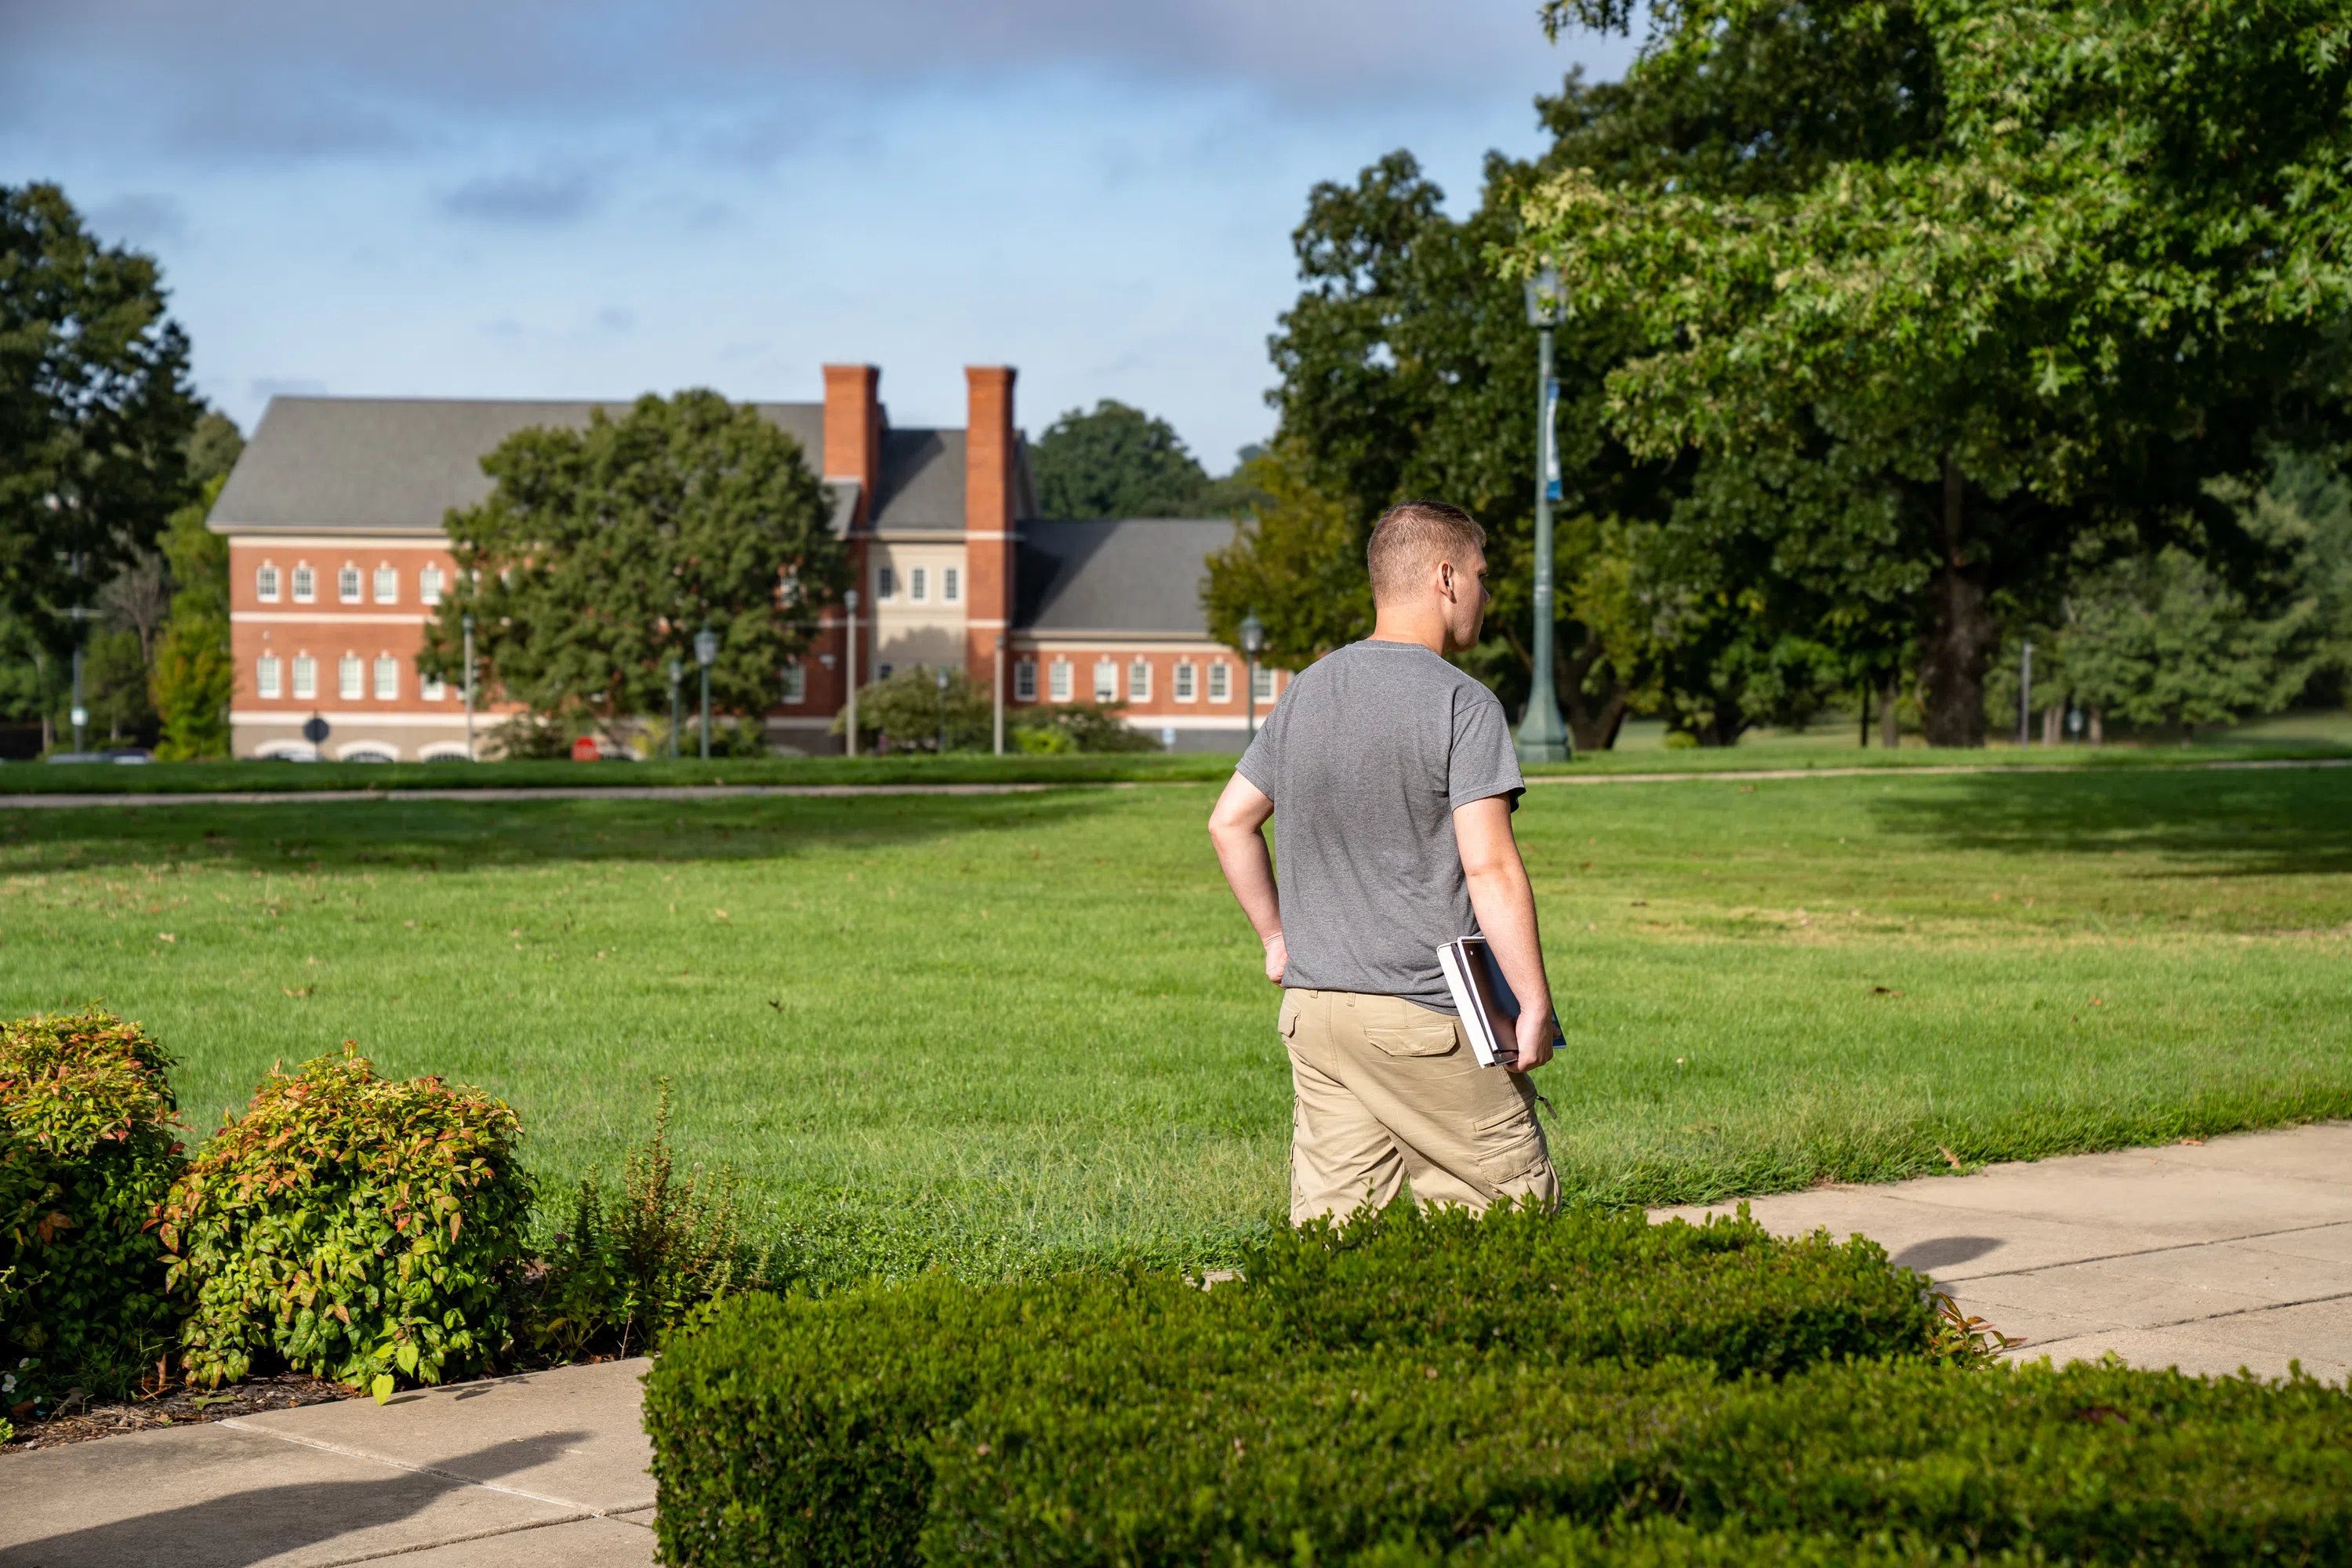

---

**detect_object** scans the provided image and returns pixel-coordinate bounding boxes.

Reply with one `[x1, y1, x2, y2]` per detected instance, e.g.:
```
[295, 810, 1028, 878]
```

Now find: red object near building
[571, 736, 600, 762]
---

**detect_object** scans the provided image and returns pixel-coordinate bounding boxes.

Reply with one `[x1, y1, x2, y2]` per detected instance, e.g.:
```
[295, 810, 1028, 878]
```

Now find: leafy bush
[0, 1007, 186, 1403]
[524, 1082, 756, 1360]
[835, 665, 993, 753]
[1012, 699, 1163, 753]
[158, 1047, 532, 1400]
[645, 1203, 1932, 1566]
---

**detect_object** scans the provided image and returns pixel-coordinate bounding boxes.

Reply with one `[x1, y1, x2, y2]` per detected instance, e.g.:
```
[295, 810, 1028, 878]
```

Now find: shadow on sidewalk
[0, 1430, 589, 1568]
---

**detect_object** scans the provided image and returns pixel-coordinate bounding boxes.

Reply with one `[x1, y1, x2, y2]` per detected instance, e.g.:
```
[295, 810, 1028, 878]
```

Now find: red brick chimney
[822, 363, 882, 520]
[964, 365, 1017, 685]
[817, 365, 883, 739]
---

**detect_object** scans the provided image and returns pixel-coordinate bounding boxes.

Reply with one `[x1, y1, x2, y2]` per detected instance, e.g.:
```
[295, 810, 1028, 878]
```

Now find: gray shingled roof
[871, 427, 964, 532]
[1015, 519, 1238, 635]
[210, 397, 829, 535]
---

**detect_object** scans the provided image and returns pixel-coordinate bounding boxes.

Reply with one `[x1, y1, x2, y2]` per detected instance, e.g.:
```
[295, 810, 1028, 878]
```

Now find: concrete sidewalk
[0, 1358, 656, 1568]
[1661, 1120, 2352, 1381]
[5, 1123, 2347, 1566]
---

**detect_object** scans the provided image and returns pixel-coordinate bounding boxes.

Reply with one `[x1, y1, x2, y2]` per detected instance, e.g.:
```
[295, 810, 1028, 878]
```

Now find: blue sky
[1, 2, 1634, 470]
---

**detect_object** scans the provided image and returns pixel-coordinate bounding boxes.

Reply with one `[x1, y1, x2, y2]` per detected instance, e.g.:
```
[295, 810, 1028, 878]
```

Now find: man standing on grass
[1208, 499, 1559, 1222]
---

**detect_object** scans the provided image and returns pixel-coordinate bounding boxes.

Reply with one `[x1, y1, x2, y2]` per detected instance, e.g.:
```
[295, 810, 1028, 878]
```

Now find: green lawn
[3, 765, 2347, 1282]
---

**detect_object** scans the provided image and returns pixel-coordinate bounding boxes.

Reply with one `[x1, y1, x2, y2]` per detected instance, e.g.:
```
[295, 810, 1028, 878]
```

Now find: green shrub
[524, 1082, 757, 1360]
[1243, 1201, 1934, 1375]
[1352, 1519, 2020, 1566]
[158, 1047, 532, 1399]
[645, 1204, 1932, 1567]
[0, 1007, 186, 1403]
[1013, 700, 1163, 753]
[928, 1357, 2352, 1566]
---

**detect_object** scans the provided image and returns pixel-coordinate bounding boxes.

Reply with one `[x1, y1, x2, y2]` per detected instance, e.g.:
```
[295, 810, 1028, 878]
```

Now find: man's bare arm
[1207, 772, 1287, 984]
[1454, 794, 1553, 1072]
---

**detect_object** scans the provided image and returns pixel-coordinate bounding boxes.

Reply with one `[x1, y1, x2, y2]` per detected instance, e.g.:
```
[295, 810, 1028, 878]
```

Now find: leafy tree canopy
[1032, 401, 1218, 519]
[421, 390, 849, 737]
[1520, 0, 2352, 744]
[1, 183, 199, 652]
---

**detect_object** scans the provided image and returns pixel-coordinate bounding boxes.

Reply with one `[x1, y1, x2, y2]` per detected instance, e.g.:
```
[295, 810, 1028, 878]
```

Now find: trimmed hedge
[0, 1007, 187, 1403]
[158, 1047, 533, 1397]
[931, 1355, 2352, 1565]
[646, 1203, 1936, 1566]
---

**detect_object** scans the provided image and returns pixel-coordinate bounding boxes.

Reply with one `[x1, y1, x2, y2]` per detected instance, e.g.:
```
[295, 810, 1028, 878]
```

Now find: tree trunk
[2088, 706, 2103, 746]
[1559, 624, 1629, 753]
[1880, 667, 1901, 750]
[2041, 704, 2061, 746]
[1919, 457, 1995, 747]
[1859, 681, 1871, 748]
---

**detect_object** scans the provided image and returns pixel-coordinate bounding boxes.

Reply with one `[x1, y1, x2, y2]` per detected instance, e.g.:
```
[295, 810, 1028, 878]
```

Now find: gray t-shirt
[1235, 639, 1524, 1012]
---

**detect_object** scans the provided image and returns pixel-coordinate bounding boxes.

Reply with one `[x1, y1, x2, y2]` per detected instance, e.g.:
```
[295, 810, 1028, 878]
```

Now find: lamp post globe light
[694, 624, 719, 761]
[1517, 263, 1572, 764]
[1238, 609, 1266, 739]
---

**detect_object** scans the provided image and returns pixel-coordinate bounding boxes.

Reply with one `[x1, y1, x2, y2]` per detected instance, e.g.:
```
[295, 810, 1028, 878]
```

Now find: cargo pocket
[1470, 1098, 1548, 1186]
[1278, 994, 1301, 1040]
[1364, 1022, 1460, 1058]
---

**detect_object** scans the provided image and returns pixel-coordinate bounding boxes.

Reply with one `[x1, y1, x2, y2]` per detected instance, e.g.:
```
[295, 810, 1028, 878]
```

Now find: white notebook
[1437, 936, 1561, 1068]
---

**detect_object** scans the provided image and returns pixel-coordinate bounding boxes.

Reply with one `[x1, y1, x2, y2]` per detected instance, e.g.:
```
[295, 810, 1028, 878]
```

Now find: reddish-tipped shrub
[160, 1047, 532, 1398]
[0, 1007, 187, 1403]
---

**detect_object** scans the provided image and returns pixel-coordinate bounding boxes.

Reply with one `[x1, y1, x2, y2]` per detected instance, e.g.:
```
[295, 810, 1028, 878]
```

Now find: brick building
[208, 365, 1285, 760]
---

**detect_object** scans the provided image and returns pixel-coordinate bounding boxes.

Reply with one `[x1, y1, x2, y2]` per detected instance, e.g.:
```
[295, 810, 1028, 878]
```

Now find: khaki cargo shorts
[1279, 987, 1558, 1225]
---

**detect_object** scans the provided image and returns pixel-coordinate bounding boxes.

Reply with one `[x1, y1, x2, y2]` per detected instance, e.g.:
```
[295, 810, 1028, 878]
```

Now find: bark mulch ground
[3, 1373, 361, 1452]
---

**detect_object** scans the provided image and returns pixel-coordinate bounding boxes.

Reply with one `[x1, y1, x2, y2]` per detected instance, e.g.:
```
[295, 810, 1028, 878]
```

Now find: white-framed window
[374, 655, 399, 700]
[1207, 661, 1230, 702]
[1093, 659, 1118, 702]
[292, 564, 315, 603]
[1049, 659, 1072, 702]
[943, 566, 960, 603]
[339, 654, 363, 701]
[780, 659, 806, 703]
[1253, 664, 1276, 702]
[374, 566, 398, 604]
[292, 655, 317, 700]
[877, 565, 897, 601]
[256, 655, 281, 699]
[1128, 659, 1151, 702]
[419, 565, 445, 605]
[256, 564, 281, 602]
[421, 673, 447, 702]
[1174, 660, 1196, 702]
[1014, 658, 1036, 702]
[338, 565, 361, 604]
[909, 566, 929, 603]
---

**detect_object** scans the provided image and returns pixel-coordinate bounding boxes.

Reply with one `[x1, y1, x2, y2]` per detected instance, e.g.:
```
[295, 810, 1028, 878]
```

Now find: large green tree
[1522, 0, 2352, 745]
[1218, 2, 1948, 747]
[150, 473, 236, 760]
[1, 184, 198, 652]
[1031, 401, 1220, 519]
[421, 391, 848, 741]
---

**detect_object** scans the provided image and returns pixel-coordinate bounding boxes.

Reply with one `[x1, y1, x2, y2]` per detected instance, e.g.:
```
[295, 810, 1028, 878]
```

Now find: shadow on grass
[0, 789, 1124, 874]
[1866, 765, 2352, 877]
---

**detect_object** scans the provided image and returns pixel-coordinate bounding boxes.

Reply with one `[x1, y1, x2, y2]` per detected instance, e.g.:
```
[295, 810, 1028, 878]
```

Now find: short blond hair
[1367, 500, 1486, 604]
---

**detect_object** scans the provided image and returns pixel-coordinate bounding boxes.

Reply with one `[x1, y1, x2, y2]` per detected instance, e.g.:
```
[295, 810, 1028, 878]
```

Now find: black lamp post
[1517, 263, 1571, 764]
[934, 664, 949, 754]
[1239, 610, 1266, 739]
[694, 624, 718, 760]
[666, 658, 683, 760]
[461, 612, 477, 760]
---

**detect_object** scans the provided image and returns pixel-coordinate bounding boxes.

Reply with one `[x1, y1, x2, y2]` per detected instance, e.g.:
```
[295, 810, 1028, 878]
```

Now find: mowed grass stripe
[1, 768, 2345, 1279]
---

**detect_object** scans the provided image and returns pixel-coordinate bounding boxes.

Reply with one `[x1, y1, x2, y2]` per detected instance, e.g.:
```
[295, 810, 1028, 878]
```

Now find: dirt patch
[3, 1374, 361, 1452]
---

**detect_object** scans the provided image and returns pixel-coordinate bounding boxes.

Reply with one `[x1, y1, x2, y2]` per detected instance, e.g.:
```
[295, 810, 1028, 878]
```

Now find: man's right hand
[1508, 1004, 1555, 1073]
[1263, 931, 1289, 985]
